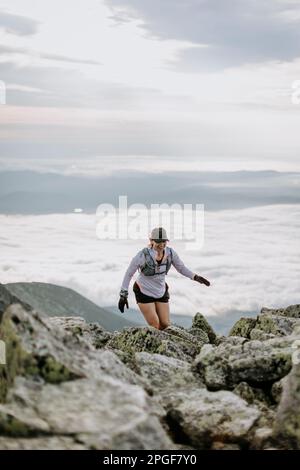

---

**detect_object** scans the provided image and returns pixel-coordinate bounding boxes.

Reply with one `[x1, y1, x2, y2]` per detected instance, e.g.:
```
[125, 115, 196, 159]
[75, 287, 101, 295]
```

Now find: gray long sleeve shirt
[120, 246, 196, 298]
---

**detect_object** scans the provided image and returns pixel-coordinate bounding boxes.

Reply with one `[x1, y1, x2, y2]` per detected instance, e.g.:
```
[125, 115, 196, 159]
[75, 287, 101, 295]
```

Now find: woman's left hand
[194, 274, 210, 286]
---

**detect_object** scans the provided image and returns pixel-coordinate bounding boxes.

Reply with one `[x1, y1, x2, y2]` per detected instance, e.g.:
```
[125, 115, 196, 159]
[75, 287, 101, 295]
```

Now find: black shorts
[133, 281, 169, 304]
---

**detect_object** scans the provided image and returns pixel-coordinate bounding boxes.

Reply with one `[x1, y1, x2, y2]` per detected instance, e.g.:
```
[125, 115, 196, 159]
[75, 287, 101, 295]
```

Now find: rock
[273, 363, 300, 449]
[211, 442, 241, 450]
[107, 325, 207, 363]
[255, 313, 300, 337]
[0, 304, 150, 402]
[0, 436, 86, 450]
[0, 304, 84, 401]
[229, 309, 300, 340]
[250, 427, 274, 450]
[0, 376, 172, 450]
[214, 335, 227, 345]
[46, 316, 112, 349]
[190, 312, 217, 343]
[229, 317, 257, 338]
[271, 377, 286, 405]
[134, 352, 204, 391]
[261, 304, 300, 319]
[233, 382, 272, 408]
[0, 284, 31, 323]
[164, 324, 209, 348]
[194, 344, 229, 390]
[217, 336, 248, 346]
[194, 336, 294, 390]
[1, 293, 299, 450]
[249, 329, 276, 341]
[163, 388, 260, 449]
[186, 327, 210, 345]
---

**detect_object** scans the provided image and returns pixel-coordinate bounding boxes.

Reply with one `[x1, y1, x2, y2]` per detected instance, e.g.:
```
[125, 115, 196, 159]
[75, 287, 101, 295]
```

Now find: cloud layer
[1, 204, 299, 319]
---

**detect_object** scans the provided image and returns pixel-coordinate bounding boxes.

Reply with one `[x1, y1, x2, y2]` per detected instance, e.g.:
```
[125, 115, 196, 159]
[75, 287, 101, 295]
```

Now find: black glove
[118, 289, 129, 313]
[118, 296, 129, 313]
[194, 274, 210, 286]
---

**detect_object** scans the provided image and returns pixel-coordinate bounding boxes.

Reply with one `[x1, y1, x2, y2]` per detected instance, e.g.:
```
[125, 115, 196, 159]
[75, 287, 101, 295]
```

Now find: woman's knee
[159, 321, 170, 330]
[149, 318, 160, 329]
[138, 303, 160, 329]
[155, 302, 170, 330]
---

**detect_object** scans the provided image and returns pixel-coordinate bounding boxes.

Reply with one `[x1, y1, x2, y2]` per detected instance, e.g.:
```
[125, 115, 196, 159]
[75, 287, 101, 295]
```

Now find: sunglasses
[152, 239, 168, 243]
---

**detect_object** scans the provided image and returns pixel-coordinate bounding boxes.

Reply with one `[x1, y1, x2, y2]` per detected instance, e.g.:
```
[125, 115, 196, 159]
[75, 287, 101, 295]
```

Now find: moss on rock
[107, 326, 203, 363]
[37, 356, 78, 384]
[191, 312, 217, 344]
[229, 317, 257, 338]
[0, 306, 81, 402]
[0, 312, 37, 402]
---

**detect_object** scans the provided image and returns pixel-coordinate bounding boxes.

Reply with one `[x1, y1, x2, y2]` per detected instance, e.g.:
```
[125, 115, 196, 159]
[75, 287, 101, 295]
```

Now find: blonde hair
[147, 239, 169, 249]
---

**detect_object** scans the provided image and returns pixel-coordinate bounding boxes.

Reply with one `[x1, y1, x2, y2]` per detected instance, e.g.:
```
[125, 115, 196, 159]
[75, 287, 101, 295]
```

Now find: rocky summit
[0, 284, 300, 450]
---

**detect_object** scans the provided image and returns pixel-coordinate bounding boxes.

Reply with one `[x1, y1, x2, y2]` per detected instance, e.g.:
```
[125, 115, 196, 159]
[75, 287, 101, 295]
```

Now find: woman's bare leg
[137, 302, 160, 329]
[155, 302, 170, 330]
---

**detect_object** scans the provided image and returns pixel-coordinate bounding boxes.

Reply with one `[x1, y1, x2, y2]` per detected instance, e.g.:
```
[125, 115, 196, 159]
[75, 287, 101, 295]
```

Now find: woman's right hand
[118, 295, 129, 313]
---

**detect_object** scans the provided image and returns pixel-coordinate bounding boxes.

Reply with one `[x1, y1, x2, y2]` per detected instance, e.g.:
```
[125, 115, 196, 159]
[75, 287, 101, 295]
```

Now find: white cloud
[0, 204, 299, 319]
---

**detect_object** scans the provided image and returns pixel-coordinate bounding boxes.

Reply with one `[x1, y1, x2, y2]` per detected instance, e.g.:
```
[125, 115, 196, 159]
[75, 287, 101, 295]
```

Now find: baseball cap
[150, 227, 169, 241]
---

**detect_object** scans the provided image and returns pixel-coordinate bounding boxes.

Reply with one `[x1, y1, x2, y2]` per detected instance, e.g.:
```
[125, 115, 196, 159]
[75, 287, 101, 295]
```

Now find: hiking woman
[118, 227, 210, 330]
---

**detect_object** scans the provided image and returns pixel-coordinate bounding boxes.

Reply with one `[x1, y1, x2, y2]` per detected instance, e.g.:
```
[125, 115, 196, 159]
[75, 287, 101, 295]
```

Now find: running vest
[139, 247, 173, 276]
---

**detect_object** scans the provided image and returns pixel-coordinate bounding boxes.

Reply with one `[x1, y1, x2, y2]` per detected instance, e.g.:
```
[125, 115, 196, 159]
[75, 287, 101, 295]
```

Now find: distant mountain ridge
[0, 169, 299, 213]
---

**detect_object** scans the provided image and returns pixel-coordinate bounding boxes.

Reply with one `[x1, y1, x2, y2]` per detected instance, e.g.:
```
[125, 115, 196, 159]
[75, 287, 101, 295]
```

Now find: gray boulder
[107, 325, 207, 363]
[229, 317, 257, 339]
[134, 352, 204, 391]
[46, 316, 112, 349]
[273, 362, 300, 449]
[233, 381, 272, 409]
[229, 305, 300, 342]
[194, 336, 294, 390]
[189, 312, 217, 344]
[0, 376, 172, 450]
[255, 313, 300, 337]
[0, 436, 86, 450]
[261, 304, 300, 318]
[163, 387, 260, 449]
[2, 296, 300, 450]
[0, 304, 150, 401]
[0, 284, 31, 323]
[249, 329, 276, 341]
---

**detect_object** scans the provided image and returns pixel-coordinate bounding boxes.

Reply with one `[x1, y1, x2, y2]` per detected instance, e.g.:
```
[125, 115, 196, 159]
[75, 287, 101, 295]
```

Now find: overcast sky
[0, 0, 300, 173]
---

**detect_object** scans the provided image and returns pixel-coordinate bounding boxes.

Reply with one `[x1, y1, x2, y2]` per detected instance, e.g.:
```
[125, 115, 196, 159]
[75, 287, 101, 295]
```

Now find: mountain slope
[5, 282, 137, 332]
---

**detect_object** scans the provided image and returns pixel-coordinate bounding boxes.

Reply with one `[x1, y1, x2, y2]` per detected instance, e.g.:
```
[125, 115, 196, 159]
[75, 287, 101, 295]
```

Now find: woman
[118, 227, 210, 330]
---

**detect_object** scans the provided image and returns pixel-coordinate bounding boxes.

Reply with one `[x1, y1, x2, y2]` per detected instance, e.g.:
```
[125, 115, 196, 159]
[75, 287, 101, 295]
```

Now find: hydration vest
[139, 247, 173, 276]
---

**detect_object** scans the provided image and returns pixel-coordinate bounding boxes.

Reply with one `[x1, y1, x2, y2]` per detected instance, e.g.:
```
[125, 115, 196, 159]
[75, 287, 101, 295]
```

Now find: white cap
[150, 227, 169, 241]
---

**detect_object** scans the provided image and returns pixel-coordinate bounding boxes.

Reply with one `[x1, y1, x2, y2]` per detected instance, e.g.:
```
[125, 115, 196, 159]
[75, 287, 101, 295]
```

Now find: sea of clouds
[0, 203, 299, 318]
